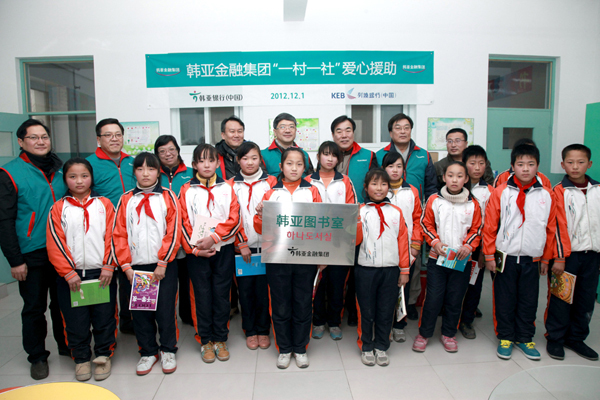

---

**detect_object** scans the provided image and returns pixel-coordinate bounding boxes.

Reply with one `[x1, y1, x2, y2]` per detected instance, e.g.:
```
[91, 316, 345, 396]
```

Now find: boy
[459, 145, 493, 339]
[493, 138, 552, 189]
[545, 144, 599, 361]
[483, 144, 567, 360]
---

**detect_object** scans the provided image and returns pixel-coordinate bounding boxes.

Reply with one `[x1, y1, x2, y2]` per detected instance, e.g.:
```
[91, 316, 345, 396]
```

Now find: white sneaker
[294, 352, 309, 368]
[361, 351, 375, 366]
[276, 353, 292, 369]
[312, 325, 325, 339]
[136, 355, 158, 375]
[392, 328, 406, 342]
[161, 351, 177, 374]
[374, 349, 389, 366]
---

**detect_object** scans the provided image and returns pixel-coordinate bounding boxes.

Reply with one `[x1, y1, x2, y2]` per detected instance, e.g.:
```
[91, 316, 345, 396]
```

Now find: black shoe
[459, 323, 476, 339]
[58, 347, 71, 357]
[407, 304, 418, 321]
[564, 340, 599, 361]
[30, 360, 49, 380]
[347, 313, 358, 327]
[546, 341, 565, 360]
[475, 308, 483, 318]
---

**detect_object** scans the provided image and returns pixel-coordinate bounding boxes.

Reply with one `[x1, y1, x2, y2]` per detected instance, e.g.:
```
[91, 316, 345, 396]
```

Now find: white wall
[0, 0, 599, 172]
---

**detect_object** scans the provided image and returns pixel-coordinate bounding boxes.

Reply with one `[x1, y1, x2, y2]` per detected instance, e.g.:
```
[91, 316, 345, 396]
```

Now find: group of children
[44, 136, 599, 381]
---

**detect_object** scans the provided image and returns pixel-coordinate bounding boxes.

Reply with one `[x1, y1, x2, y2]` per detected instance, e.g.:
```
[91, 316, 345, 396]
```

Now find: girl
[413, 161, 482, 353]
[179, 144, 242, 364]
[112, 152, 181, 375]
[229, 141, 276, 351]
[355, 168, 410, 367]
[382, 152, 423, 343]
[305, 141, 357, 341]
[47, 158, 116, 382]
[253, 147, 323, 369]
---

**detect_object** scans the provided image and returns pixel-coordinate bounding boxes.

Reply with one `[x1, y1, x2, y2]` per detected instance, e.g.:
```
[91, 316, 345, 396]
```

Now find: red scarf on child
[66, 197, 94, 233]
[367, 202, 390, 239]
[514, 177, 536, 227]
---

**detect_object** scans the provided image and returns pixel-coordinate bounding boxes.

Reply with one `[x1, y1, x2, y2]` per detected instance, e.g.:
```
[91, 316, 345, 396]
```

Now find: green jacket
[261, 140, 314, 178]
[87, 148, 135, 207]
[341, 142, 378, 203]
[160, 163, 193, 196]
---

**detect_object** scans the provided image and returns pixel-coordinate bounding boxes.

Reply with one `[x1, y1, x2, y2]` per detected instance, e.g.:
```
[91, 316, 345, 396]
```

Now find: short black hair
[387, 113, 414, 132]
[133, 152, 161, 170]
[278, 147, 305, 181]
[317, 141, 342, 170]
[462, 145, 488, 164]
[443, 160, 468, 176]
[96, 118, 124, 137]
[62, 157, 94, 188]
[16, 119, 50, 140]
[562, 143, 591, 161]
[381, 151, 405, 170]
[511, 144, 540, 165]
[236, 141, 262, 161]
[446, 128, 468, 141]
[273, 113, 297, 130]
[514, 138, 536, 148]
[221, 115, 245, 133]
[192, 143, 218, 164]
[154, 135, 183, 166]
[363, 168, 391, 202]
[331, 115, 356, 133]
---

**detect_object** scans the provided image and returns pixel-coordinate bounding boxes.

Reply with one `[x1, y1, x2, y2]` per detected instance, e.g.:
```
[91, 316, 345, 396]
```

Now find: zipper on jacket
[81, 207, 86, 278]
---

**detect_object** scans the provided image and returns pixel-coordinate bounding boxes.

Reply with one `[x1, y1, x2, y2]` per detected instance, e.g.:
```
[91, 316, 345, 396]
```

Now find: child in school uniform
[413, 161, 482, 353]
[112, 152, 182, 375]
[307, 141, 357, 341]
[483, 144, 566, 360]
[459, 145, 493, 339]
[179, 144, 242, 364]
[355, 168, 410, 366]
[254, 147, 323, 369]
[228, 141, 277, 351]
[545, 144, 599, 361]
[381, 152, 423, 343]
[493, 138, 552, 189]
[47, 158, 117, 382]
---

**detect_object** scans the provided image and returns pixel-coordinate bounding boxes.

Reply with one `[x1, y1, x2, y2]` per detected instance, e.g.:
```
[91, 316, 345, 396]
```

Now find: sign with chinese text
[261, 201, 358, 265]
[122, 121, 160, 156]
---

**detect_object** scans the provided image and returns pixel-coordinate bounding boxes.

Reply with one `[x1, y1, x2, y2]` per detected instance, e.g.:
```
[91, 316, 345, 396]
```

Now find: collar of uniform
[161, 162, 187, 177]
[348, 141, 362, 156]
[95, 147, 129, 162]
[132, 183, 164, 195]
[561, 174, 600, 188]
[62, 189, 102, 201]
[190, 174, 225, 187]
[365, 198, 391, 206]
[507, 174, 543, 191]
[473, 178, 489, 188]
[273, 178, 312, 190]
[309, 169, 343, 182]
[268, 140, 301, 152]
[233, 170, 269, 183]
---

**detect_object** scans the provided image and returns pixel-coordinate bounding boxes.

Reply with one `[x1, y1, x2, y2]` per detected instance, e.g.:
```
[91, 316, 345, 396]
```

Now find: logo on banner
[189, 90, 243, 102]
[402, 64, 426, 73]
[155, 67, 181, 77]
[347, 88, 357, 99]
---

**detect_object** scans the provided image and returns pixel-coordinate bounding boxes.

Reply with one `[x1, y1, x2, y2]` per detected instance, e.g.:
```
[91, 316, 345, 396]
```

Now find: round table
[0, 382, 119, 399]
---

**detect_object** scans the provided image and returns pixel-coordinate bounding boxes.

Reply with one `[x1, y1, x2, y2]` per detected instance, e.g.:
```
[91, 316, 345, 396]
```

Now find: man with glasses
[87, 118, 135, 334]
[261, 112, 314, 177]
[0, 119, 68, 379]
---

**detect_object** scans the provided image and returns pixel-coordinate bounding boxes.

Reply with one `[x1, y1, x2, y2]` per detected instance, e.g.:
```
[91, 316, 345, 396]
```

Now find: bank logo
[402, 64, 426, 74]
[347, 88, 357, 99]
[155, 67, 181, 77]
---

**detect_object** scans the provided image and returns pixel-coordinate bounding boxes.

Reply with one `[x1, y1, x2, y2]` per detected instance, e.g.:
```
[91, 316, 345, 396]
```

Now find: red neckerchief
[135, 193, 156, 223]
[66, 197, 94, 233]
[199, 185, 215, 216]
[243, 181, 261, 211]
[367, 202, 390, 239]
[514, 177, 536, 227]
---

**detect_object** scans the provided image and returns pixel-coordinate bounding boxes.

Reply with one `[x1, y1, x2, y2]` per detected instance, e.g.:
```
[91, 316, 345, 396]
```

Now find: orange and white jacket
[180, 175, 243, 255]
[494, 169, 552, 190]
[483, 176, 565, 265]
[112, 185, 181, 271]
[388, 181, 423, 250]
[253, 179, 322, 235]
[554, 175, 600, 253]
[356, 200, 411, 273]
[471, 179, 493, 216]
[421, 188, 483, 259]
[47, 192, 115, 281]
[228, 172, 277, 249]
[305, 170, 357, 205]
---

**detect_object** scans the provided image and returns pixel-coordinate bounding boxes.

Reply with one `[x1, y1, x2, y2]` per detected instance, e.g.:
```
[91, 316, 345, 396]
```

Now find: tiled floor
[0, 275, 598, 399]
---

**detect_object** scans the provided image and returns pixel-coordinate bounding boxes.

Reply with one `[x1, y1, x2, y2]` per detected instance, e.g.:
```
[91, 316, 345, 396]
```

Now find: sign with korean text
[261, 201, 358, 266]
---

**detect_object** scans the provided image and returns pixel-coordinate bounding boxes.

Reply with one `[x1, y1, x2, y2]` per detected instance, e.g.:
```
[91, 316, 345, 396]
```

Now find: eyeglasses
[23, 135, 50, 142]
[276, 125, 296, 131]
[393, 125, 411, 132]
[446, 139, 465, 145]
[158, 148, 178, 156]
[99, 133, 123, 139]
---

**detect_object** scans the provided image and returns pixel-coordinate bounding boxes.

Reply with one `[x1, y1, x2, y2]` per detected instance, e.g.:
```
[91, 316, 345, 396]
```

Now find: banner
[261, 201, 358, 266]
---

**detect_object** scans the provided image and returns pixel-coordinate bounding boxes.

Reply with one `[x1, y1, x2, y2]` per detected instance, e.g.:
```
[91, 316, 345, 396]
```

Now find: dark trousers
[419, 258, 471, 338]
[187, 244, 235, 345]
[355, 265, 399, 352]
[129, 262, 179, 356]
[393, 260, 416, 330]
[545, 251, 600, 344]
[118, 268, 133, 330]
[19, 249, 67, 363]
[56, 269, 117, 363]
[266, 263, 317, 354]
[461, 262, 485, 326]
[493, 256, 539, 342]
[176, 256, 192, 324]
[313, 265, 351, 327]
[344, 246, 361, 319]
[237, 248, 270, 337]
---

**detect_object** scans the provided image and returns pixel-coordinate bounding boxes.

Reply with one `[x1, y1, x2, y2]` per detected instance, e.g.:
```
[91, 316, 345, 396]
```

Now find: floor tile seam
[337, 342, 355, 400]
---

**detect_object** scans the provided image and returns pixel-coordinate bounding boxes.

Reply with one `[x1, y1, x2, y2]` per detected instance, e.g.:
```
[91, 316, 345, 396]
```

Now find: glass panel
[32, 114, 97, 161]
[379, 105, 403, 142]
[488, 60, 550, 109]
[209, 107, 235, 144]
[0, 132, 13, 157]
[502, 127, 533, 149]
[351, 105, 373, 143]
[26, 61, 95, 112]
[180, 108, 205, 146]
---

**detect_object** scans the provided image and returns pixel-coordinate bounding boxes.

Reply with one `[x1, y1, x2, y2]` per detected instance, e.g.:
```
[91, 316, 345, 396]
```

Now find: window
[488, 60, 552, 109]
[347, 104, 406, 145]
[178, 107, 235, 146]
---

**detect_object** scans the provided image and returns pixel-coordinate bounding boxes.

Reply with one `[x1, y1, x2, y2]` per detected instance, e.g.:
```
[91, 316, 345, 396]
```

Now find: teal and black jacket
[261, 140, 314, 178]
[160, 162, 193, 196]
[87, 147, 135, 207]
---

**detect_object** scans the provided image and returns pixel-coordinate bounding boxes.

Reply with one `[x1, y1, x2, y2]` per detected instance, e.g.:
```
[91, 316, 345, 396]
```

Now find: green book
[70, 279, 110, 307]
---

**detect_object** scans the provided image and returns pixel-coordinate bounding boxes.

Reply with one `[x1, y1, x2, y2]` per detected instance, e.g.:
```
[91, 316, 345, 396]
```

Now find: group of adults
[0, 111, 493, 379]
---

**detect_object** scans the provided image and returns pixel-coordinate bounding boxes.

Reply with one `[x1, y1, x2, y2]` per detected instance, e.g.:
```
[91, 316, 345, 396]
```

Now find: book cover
[129, 271, 160, 311]
[495, 249, 508, 273]
[469, 262, 481, 285]
[550, 271, 576, 304]
[436, 246, 469, 272]
[70, 279, 110, 308]
[235, 255, 266, 277]
[191, 215, 223, 252]
[396, 286, 407, 322]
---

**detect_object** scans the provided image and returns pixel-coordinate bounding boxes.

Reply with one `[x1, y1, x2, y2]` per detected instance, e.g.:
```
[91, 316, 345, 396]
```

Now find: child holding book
[179, 144, 242, 364]
[355, 168, 410, 366]
[413, 161, 482, 353]
[254, 147, 323, 369]
[47, 158, 117, 382]
[459, 145, 493, 339]
[483, 144, 565, 360]
[381, 152, 422, 343]
[229, 141, 276, 351]
[306, 141, 357, 341]
[112, 152, 181, 375]
[545, 144, 599, 361]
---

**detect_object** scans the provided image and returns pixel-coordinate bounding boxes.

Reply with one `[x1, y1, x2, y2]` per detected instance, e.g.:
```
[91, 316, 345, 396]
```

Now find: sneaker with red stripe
[412, 334, 428, 352]
[440, 335, 458, 352]
[136, 355, 158, 375]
